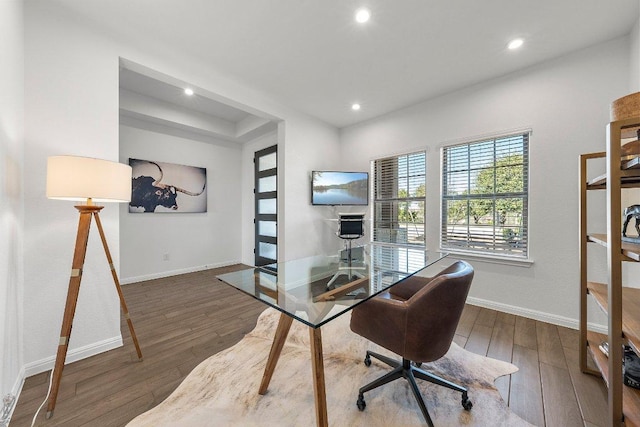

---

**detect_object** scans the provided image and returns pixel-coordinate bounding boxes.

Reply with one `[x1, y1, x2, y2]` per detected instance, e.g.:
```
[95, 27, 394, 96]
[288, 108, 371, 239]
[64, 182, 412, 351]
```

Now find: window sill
[441, 249, 534, 267]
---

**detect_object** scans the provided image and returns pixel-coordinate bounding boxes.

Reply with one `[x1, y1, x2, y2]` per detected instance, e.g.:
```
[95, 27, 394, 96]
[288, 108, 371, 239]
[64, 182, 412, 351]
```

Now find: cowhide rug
[127, 308, 533, 427]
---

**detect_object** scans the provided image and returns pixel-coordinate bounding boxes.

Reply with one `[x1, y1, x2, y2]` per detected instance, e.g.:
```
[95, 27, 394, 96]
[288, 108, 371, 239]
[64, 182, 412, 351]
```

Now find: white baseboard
[120, 260, 242, 285]
[466, 296, 607, 334]
[0, 368, 25, 427]
[11, 366, 25, 401]
[23, 335, 123, 377]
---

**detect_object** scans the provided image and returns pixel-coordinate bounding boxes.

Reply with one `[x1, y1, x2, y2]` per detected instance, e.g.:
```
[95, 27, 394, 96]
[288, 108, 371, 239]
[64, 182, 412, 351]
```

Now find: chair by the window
[326, 213, 365, 288]
[350, 260, 474, 426]
[338, 213, 364, 241]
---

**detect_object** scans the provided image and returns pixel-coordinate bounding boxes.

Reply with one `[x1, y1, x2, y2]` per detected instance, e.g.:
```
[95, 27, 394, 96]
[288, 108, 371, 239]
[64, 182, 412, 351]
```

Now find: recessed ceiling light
[352, 103, 361, 111]
[184, 88, 194, 96]
[355, 8, 370, 23]
[508, 38, 524, 50]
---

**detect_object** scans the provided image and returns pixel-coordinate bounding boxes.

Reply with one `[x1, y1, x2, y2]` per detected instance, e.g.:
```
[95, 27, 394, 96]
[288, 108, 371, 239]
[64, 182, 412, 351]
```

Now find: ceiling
[55, 0, 639, 128]
[120, 67, 251, 123]
[119, 66, 278, 144]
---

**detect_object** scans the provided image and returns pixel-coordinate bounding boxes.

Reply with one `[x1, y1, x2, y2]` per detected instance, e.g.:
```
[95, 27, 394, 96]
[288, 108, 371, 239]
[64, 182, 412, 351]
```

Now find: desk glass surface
[217, 245, 448, 328]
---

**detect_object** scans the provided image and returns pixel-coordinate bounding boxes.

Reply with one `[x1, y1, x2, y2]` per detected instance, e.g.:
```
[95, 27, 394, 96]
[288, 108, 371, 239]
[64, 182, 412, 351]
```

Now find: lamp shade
[47, 156, 132, 203]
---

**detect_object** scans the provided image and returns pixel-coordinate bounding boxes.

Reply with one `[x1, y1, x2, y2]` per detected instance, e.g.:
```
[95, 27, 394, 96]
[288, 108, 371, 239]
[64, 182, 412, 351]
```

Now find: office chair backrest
[403, 260, 474, 362]
[338, 214, 364, 239]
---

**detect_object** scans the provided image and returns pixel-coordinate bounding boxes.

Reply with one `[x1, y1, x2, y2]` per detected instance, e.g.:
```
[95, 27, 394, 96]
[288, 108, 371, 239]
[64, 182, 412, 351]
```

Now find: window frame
[440, 130, 531, 263]
[371, 150, 427, 248]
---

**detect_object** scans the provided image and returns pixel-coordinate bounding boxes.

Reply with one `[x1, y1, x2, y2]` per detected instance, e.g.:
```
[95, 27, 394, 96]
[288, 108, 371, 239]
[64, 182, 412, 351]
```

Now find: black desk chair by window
[326, 213, 365, 287]
[350, 260, 475, 426]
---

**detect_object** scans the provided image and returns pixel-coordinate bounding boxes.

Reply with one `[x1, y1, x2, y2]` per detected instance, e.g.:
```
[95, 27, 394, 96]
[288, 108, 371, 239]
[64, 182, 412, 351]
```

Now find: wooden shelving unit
[580, 116, 640, 426]
[587, 282, 640, 355]
[585, 330, 640, 427]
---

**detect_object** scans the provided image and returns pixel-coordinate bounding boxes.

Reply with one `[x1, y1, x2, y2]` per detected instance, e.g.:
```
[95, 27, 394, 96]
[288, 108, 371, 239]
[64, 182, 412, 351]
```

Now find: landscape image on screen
[312, 171, 368, 205]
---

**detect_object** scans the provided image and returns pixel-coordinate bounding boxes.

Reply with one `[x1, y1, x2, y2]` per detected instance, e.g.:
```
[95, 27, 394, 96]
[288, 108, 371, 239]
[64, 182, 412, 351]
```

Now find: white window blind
[373, 151, 426, 247]
[441, 132, 529, 258]
[370, 245, 429, 292]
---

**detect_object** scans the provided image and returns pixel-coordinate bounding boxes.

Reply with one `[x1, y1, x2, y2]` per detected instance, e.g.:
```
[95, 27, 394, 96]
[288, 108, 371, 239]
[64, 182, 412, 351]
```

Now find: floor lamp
[45, 155, 143, 418]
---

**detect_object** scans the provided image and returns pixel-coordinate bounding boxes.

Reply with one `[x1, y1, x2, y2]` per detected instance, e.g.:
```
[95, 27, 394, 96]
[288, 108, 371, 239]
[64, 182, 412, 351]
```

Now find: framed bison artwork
[129, 158, 207, 213]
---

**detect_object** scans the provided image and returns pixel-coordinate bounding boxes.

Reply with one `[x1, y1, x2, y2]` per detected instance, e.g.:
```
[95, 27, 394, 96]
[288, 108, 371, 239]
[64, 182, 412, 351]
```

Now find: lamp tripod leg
[93, 212, 143, 360]
[46, 210, 93, 419]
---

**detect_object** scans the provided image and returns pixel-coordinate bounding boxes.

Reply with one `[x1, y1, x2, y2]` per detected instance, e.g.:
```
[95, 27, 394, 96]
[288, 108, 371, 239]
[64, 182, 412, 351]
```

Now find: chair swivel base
[356, 350, 472, 427]
[326, 269, 365, 288]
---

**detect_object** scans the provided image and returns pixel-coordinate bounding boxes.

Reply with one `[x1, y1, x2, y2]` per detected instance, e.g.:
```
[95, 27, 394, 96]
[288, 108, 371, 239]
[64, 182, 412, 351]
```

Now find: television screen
[311, 171, 369, 206]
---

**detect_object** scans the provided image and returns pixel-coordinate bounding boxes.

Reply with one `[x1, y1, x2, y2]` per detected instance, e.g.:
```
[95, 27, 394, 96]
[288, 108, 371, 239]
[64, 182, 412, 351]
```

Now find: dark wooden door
[254, 145, 277, 266]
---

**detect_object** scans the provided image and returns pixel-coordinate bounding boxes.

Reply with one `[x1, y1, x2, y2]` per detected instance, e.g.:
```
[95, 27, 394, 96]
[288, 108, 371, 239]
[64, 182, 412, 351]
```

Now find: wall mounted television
[311, 171, 369, 206]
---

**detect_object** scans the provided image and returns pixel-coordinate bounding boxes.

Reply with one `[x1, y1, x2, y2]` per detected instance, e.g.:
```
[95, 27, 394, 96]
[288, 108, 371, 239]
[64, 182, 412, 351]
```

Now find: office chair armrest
[389, 275, 433, 301]
[350, 296, 407, 355]
[391, 261, 466, 301]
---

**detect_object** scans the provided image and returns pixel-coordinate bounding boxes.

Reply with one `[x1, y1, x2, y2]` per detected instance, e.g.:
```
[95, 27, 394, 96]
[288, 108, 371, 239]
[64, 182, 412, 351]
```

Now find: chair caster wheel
[364, 354, 371, 367]
[461, 392, 473, 410]
[357, 394, 366, 411]
[413, 361, 423, 368]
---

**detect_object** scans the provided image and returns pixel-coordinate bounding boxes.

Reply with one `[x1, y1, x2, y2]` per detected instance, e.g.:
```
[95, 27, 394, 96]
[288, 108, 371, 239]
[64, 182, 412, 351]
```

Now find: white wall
[631, 14, 640, 92]
[340, 37, 631, 327]
[279, 116, 343, 260]
[24, 2, 125, 373]
[23, 0, 340, 373]
[0, 0, 25, 407]
[119, 124, 243, 282]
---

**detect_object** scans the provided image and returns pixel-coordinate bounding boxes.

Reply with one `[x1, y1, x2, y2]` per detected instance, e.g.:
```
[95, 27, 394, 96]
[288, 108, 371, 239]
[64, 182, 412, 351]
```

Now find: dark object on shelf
[624, 346, 640, 389]
[623, 204, 640, 238]
[599, 342, 640, 389]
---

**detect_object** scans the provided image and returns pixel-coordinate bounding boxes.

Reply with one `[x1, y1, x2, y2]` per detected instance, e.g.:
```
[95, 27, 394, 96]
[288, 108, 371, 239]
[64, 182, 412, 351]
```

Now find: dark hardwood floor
[11, 265, 608, 426]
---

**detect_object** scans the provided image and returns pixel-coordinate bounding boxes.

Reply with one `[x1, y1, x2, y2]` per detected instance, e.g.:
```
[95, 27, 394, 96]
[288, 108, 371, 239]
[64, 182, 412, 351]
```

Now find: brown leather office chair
[350, 260, 474, 426]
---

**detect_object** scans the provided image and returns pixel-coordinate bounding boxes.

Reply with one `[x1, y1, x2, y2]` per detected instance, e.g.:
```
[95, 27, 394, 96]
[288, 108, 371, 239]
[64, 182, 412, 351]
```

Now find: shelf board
[586, 330, 640, 426]
[587, 282, 640, 355]
[588, 233, 640, 261]
[625, 156, 640, 170]
[587, 174, 640, 189]
[586, 155, 640, 189]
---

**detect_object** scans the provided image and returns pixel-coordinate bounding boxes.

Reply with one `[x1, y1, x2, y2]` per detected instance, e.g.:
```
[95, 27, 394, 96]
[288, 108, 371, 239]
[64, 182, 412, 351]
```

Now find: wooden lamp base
[45, 204, 143, 419]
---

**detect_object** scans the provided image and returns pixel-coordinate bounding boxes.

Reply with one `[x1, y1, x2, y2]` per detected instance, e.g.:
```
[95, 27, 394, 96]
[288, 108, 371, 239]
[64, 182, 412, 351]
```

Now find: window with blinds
[372, 151, 426, 247]
[441, 132, 529, 258]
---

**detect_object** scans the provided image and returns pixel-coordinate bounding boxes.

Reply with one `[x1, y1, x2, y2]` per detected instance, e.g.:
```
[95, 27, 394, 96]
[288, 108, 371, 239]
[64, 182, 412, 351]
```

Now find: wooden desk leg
[259, 312, 293, 394]
[309, 326, 328, 427]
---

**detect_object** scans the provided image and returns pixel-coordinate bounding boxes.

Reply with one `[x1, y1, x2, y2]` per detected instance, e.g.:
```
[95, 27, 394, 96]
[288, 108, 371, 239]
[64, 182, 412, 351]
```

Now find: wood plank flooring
[11, 265, 608, 426]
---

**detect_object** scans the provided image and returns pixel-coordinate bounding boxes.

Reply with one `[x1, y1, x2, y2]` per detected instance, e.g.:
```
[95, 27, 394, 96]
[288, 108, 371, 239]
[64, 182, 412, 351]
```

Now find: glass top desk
[217, 244, 448, 427]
